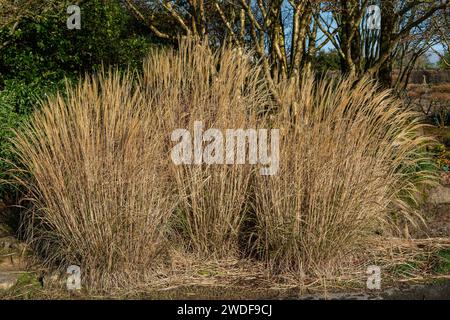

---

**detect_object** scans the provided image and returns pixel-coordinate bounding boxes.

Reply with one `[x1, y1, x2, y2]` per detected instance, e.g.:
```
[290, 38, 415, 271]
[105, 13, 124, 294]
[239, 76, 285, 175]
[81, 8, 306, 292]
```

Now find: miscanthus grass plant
[9, 40, 437, 292]
[251, 76, 437, 274]
[10, 71, 174, 288]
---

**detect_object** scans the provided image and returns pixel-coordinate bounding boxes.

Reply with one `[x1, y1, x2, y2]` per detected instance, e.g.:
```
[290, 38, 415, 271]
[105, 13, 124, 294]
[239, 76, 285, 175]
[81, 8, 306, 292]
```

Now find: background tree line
[123, 0, 449, 90]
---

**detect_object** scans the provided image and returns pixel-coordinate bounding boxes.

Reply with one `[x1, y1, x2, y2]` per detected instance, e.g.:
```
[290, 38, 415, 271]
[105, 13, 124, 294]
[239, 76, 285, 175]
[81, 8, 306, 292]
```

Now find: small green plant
[390, 262, 419, 277]
[435, 249, 450, 274]
[0, 273, 42, 299]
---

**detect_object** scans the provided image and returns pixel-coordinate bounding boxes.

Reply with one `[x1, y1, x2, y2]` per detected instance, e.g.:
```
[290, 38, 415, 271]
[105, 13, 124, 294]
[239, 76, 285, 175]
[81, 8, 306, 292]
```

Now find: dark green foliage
[314, 49, 341, 74]
[0, 0, 153, 86]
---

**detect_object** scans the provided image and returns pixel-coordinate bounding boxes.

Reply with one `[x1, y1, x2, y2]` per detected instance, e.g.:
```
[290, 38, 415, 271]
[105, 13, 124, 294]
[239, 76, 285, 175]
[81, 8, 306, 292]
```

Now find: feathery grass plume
[10, 71, 173, 289]
[141, 40, 270, 257]
[251, 75, 437, 274]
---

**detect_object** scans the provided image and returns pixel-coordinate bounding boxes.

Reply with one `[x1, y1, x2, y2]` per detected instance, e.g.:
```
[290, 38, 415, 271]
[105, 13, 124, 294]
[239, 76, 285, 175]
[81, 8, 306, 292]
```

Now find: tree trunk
[378, 1, 395, 88]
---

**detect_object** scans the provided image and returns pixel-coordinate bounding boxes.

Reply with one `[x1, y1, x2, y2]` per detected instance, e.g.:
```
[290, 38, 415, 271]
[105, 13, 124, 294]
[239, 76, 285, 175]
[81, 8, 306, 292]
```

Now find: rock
[0, 236, 18, 251]
[429, 186, 450, 204]
[0, 272, 18, 290]
[0, 253, 26, 270]
[0, 236, 28, 271]
[0, 236, 26, 254]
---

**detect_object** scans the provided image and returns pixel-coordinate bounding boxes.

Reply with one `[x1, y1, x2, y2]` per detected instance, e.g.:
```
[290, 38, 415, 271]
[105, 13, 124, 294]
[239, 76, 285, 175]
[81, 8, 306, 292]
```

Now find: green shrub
[0, 0, 154, 85]
[314, 49, 341, 74]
